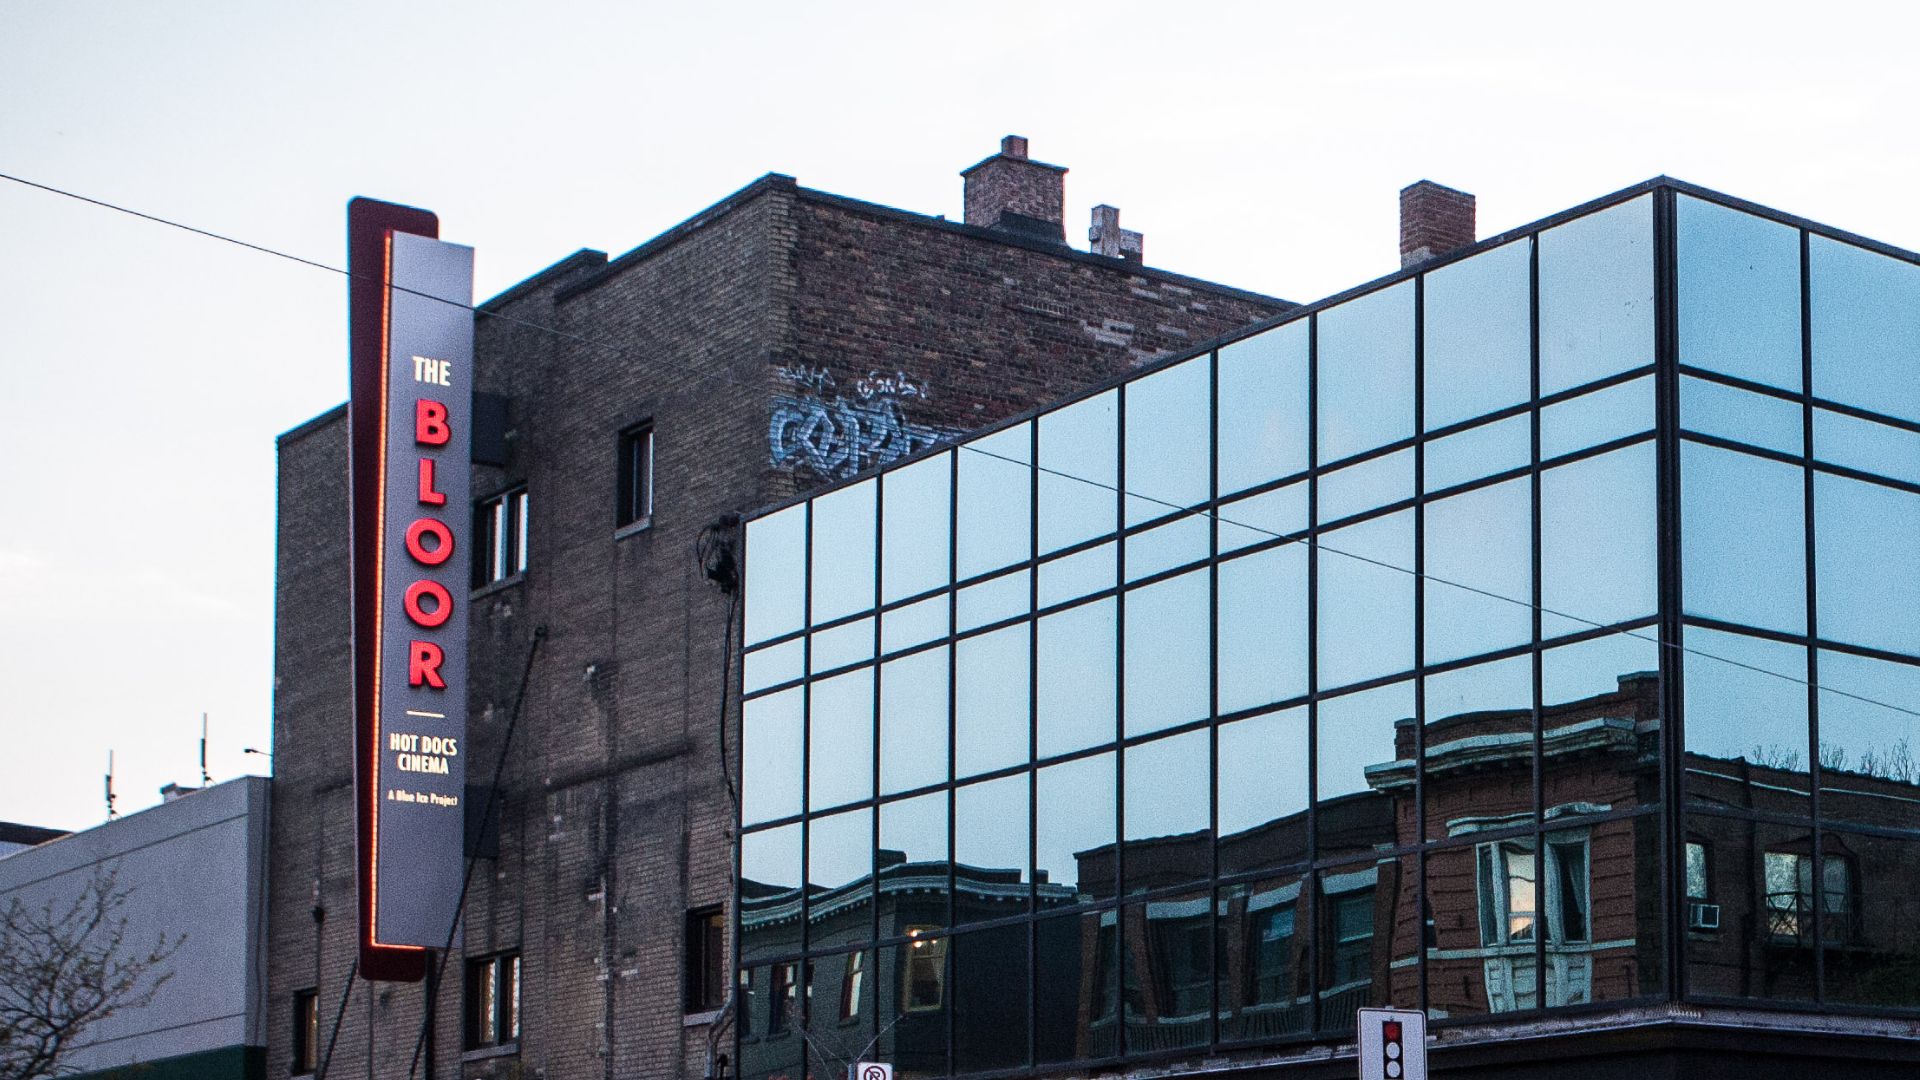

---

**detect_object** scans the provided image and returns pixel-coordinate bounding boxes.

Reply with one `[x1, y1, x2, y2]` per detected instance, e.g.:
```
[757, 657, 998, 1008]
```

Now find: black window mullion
[1800, 224, 1828, 1004]
[1207, 345, 1222, 1050]
[1529, 228, 1549, 1008]
[1304, 312, 1321, 1034]
[1653, 185, 1687, 1006]
[1411, 265, 1430, 1019]
[1113, 384, 1129, 1056]
[1026, 417, 1040, 1070]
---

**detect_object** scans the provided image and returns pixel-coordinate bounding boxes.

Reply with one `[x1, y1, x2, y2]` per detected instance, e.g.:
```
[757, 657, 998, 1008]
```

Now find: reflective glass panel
[954, 623, 1030, 779]
[1123, 568, 1210, 736]
[1424, 413, 1529, 494]
[810, 616, 874, 673]
[953, 922, 1029, 1072]
[739, 824, 802, 962]
[1319, 281, 1416, 462]
[1218, 545, 1308, 716]
[1037, 541, 1115, 608]
[1315, 681, 1412, 860]
[956, 423, 1031, 580]
[1542, 629, 1658, 709]
[1039, 390, 1118, 555]
[1681, 376, 1804, 457]
[1824, 830, 1920, 1008]
[744, 503, 806, 645]
[1677, 195, 1803, 391]
[1218, 482, 1307, 555]
[809, 668, 874, 811]
[1125, 357, 1211, 525]
[881, 790, 950, 881]
[1037, 598, 1118, 758]
[1315, 861, 1394, 1028]
[880, 646, 949, 796]
[1425, 477, 1531, 665]
[954, 773, 1029, 918]
[1125, 730, 1211, 893]
[1684, 626, 1810, 806]
[1540, 444, 1656, 637]
[1036, 752, 1117, 903]
[1811, 235, 1920, 423]
[1424, 843, 1495, 1017]
[1317, 448, 1413, 525]
[1539, 195, 1654, 396]
[956, 568, 1028, 632]
[743, 688, 804, 826]
[1037, 909, 1116, 1063]
[885, 934, 950, 1072]
[1125, 514, 1209, 583]
[1679, 817, 1810, 1001]
[1681, 442, 1806, 635]
[1218, 707, 1309, 877]
[1815, 650, 1920, 834]
[1539, 376, 1654, 460]
[1425, 237, 1532, 431]
[810, 480, 877, 625]
[1424, 655, 1534, 842]
[1814, 408, 1920, 487]
[1815, 473, 1920, 658]
[744, 639, 804, 694]
[1123, 892, 1213, 1048]
[1317, 510, 1414, 690]
[808, 806, 875, 917]
[1218, 321, 1309, 497]
[1218, 874, 1309, 1041]
[882, 451, 953, 604]
[881, 595, 947, 655]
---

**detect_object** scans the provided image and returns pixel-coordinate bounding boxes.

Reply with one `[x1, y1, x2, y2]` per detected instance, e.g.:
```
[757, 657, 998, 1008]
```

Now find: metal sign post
[1356, 1006, 1427, 1080]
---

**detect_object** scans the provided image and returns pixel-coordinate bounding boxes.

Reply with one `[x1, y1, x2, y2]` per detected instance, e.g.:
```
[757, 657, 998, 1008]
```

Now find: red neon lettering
[404, 579, 453, 628]
[415, 400, 450, 446]
[417, 457, 446, 506]
[404, 518, 454, 566]
[408, 640, 446, 688]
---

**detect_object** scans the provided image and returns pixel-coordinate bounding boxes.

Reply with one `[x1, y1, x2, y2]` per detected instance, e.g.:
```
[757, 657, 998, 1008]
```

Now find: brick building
[267, 137, 1292, 1080]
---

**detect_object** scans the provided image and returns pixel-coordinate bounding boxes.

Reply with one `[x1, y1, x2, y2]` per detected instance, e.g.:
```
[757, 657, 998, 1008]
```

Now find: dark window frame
[463, 951, 521, 1051]
[685, 906, 727, 1014]
[616, 421, 656, 531]
[472, 486, 529, 588]
[291, 987, 319, 1075]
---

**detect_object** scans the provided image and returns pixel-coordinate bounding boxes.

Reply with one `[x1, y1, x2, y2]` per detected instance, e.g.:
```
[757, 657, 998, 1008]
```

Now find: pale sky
[5, 1, 1920, 829]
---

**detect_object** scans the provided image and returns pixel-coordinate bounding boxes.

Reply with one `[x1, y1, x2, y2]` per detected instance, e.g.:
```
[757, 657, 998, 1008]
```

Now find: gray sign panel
[373, 232, 473, 948]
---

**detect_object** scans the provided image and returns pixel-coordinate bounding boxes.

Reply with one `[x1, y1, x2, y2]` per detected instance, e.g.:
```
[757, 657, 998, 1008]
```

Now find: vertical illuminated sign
[348, 199, 473, 979]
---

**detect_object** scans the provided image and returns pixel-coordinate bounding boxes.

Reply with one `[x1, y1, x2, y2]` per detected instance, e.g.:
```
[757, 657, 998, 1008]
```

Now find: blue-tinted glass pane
[880, 790, 948, 875]
[880, 645, 949, 796]
[955, 773, 1029, 907]
[1123, 569, 1210, 736]
[882, 451, 952, 604]
[1317, 510, 1414, 690]
[1682, 443, 1806, 635]
[1811, 235, 1920, 423]
[1037, 752, 1116, 902]
[810, 616, 873, 673]
[1218, 874, 1308, 1039]
[1424, 477, 1531, 665]
[1218, 482, 1306, 554]
[956, 423, 1031, 580]
[1541, 445, 1656, 637]
[744, 639, 803, 694]
[1815, 408, 1920, 487]
[1037, 598, 1117, 758]
[881, 595, 946, 655]
[953, 922, 1029, 1071]
[1218, 708, 1309, 876]
[1681, 377, 1803, 457]
[1539, 376, 1654, 460]
[1816, 650, 1920, 833]
[1125, 730, 1210, 893]
[956, 568, 1028, 632]
[1218, 321, 1309, 497]
[740, 825, 801, 916]
[743, 688, 804, 826]
[1218, 544, 1309, 715]
[1037, 541, 1114, 608]
[1425, 238, 1532, 430]
[1316, 681, 1411, 856]
[1126, 357, 1211, 525]
[1423, 654, 1533, 842]
[811, 480, 877, 624]
[808, 806, 874, 904]
[1539, 195, 1654, 396]
[1826, 830, 1920, 1006]
[1541, 629, 1658, 707]
[1542, 631, 1662, 813]
[1125, 514, 1208, 583]
[809, 667, 875, 810]
[1677, 195, 1803, 391]
[1425, 414, 1529, 494]
[1816, 473, 1920, 658]
[1317, 448, 1413, 525]
[1040, 390, 1117, 555]
[1319, 281, 1415, 462]
[955, 623, 1030, 779]
[1684, 626, 1809, 804]
[745, 503, 806, 645]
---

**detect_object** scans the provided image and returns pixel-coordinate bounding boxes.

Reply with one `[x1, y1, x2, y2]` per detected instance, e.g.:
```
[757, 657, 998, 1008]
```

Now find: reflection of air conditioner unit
[1688, 902, 1721, 930]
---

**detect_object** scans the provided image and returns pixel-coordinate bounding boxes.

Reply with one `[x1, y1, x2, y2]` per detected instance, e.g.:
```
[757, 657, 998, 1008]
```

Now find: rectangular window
[1149, 914, 1211, 1017]
[685, 907, 726, 1014]
[292, 988, 318, 1074]
[1328, 892, 1375, 987]
[1765, 851, 1854, 944]
[1248, 904, 1295, 1005]
[737, 968, 754, 1037]
[902, 927, 947, 1013]
[1477, 834, 1591, 946]
[464, 952, 520, 1049]
[617, 423, 655, 528]
[768, 961, 800, 1032]
[473, 487, 528, 587]
[839, 950, 867, 1021]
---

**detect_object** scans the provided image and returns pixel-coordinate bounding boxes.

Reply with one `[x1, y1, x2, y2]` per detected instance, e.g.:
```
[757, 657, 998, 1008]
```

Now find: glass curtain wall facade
[735, 181, 1920, 1080]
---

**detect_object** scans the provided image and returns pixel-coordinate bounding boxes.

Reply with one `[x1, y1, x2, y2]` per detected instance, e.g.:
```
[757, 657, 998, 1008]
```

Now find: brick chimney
[962, 135, 1067, 243]
[1089, 205, 1143, 264]
[1399, 180, 1476, 268]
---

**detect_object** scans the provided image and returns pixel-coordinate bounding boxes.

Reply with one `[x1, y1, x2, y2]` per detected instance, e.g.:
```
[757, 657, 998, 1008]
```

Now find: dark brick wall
[267, 170, 1289, 1080]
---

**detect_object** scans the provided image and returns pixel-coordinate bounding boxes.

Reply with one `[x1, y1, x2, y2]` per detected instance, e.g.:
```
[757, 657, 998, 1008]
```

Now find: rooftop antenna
[199, 713, 211, 788]
[104, 750, 117, 820]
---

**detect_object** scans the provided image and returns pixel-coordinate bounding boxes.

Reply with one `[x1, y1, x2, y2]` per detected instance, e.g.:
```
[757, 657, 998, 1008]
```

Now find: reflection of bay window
[1328, 893, 1374, 986]
[1476, 834, 1590, 947]
[1147, 905, 1210, 1018]
[902, 928, 947, 1013]
[1764, 851, 1853, 944]
[1247, 902, 1296, 1005]
[839, 950, 867, 1021]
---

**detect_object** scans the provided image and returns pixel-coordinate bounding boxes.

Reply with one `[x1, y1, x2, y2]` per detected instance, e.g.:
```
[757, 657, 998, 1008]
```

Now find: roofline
[555, 173, 800, 302]
[276, 402, 346, 447]
[0, 822, 67, 846]
[959, 151, 1067, 177]
[748, 173, 1920, 524]
[478, 247, 608, 312]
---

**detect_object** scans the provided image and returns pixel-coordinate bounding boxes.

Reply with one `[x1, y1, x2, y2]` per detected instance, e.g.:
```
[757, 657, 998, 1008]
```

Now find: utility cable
[7, 170, 1917, 724]
[404, 625, 547, 1080]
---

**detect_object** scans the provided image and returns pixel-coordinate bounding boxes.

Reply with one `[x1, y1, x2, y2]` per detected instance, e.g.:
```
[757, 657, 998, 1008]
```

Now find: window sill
[683, 1008, 722, 1028]
[462, 1043, 519, 1063]
[471, 573, 525, 600]
[614, 517, 654, 541]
